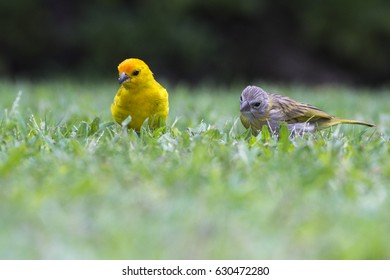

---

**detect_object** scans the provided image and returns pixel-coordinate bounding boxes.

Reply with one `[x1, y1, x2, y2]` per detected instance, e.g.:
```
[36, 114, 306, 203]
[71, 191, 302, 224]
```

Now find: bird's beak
[118, 72, 130, 84]
[240, 101, 250, 112]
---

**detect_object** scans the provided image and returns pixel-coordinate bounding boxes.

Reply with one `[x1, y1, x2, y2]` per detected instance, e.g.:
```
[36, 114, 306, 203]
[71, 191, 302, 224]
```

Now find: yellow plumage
[111, 58, 169, 131]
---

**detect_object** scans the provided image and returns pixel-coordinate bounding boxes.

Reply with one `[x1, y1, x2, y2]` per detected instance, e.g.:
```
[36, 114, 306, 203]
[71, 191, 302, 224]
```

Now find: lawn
[0, 80, 389, 259]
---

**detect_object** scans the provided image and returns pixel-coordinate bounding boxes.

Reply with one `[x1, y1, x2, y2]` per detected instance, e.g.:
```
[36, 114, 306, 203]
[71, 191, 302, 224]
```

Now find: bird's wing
[270, 94, 334, 124]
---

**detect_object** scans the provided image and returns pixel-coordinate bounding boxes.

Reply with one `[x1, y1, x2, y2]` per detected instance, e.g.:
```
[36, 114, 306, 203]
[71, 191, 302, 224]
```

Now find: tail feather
[318, 118, 375, 129]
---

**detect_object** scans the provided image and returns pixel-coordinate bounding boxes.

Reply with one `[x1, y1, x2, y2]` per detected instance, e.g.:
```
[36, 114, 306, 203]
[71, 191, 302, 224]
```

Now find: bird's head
[117, 58, 154, 88]
[240, 86, 269, 120]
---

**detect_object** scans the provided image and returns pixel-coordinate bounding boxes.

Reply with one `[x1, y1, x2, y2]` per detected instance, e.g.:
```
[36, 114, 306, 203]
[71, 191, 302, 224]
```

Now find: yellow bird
[240, 85, 375, 135]
[111, 58, 169, 131]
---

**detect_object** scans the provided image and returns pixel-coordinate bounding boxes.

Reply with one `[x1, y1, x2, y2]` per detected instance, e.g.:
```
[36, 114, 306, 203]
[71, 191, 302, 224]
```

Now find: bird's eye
[240, 95, 243, 101]
[252, 102, 261, 107]
[132, 70, 140, 76]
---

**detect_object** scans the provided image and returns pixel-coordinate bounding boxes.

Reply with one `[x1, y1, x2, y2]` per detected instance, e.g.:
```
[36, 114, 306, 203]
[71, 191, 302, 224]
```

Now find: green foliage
[294, 0, 390, 79]
[0, 81, 389, 259]
[1, 0, 389, 84]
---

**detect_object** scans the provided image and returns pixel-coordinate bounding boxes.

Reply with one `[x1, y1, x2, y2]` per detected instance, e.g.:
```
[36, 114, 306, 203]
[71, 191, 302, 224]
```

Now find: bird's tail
[319, 118, 375, 129]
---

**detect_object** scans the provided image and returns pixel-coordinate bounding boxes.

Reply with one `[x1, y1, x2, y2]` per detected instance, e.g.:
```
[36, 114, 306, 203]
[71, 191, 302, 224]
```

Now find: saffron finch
[240, 85, 375, 135]
[111, 58, 169, 131]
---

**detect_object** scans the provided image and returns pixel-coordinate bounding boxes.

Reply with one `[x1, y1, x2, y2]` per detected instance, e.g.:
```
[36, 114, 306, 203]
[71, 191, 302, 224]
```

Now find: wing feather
[269, 93, 334, 124]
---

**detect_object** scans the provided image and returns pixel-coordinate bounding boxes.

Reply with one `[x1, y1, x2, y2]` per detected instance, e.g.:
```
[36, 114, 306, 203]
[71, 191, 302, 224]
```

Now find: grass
[0, 80, 389, 259]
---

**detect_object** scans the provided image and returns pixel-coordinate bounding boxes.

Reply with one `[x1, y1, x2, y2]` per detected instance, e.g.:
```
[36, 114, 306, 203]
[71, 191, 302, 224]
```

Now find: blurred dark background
[1, 0, 389, 86]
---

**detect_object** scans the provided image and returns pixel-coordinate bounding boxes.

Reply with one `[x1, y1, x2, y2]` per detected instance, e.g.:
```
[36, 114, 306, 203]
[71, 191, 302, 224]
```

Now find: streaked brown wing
[271, 94, 334, 124]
